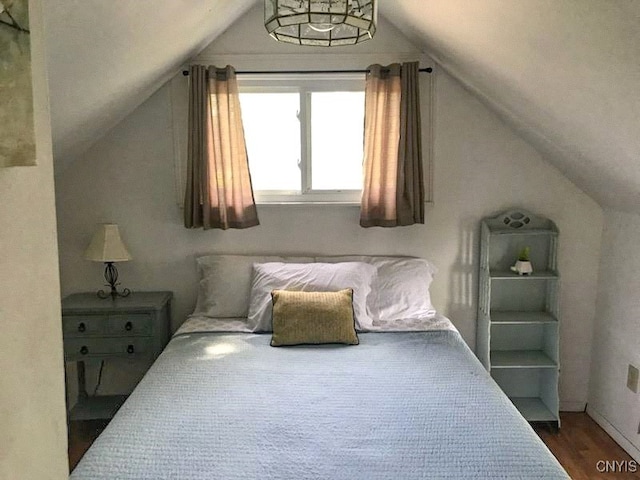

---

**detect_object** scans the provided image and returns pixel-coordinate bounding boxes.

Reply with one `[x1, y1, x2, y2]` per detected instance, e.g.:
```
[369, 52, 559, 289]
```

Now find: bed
[70, 255, 568, 479]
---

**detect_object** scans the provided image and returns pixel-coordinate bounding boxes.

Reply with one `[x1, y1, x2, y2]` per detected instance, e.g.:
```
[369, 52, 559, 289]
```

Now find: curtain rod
[182, 67, 432, 76]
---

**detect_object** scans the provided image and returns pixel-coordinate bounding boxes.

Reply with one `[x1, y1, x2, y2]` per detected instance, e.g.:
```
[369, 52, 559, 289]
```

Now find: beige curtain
[184, 65, 259, 230]
[360, 62, 424, 227]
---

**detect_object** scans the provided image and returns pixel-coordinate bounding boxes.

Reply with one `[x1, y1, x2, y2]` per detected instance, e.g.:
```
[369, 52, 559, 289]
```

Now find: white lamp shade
[84, 224, 132, 262]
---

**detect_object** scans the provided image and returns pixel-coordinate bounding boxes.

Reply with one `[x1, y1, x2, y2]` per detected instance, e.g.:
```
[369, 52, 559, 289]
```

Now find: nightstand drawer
[107, 314, 153, 336]
[63, 315, 108, 337]
[64, 337, 153, 360]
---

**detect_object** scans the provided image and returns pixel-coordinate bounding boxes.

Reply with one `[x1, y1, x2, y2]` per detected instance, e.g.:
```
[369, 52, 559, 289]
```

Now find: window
[238, 74, 365, 203]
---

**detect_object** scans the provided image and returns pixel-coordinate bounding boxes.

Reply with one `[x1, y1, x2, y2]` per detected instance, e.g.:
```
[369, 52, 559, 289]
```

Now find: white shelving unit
[477, 209, 560, 428]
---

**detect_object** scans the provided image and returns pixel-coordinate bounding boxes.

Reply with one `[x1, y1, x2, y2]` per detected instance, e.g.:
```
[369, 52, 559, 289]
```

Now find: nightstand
[62, 291, 172, 421]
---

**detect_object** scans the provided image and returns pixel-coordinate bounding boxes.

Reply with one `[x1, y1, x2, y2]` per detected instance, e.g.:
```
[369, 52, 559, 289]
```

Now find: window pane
[239, 93, 301, 191]
[311, 91, 364, 190]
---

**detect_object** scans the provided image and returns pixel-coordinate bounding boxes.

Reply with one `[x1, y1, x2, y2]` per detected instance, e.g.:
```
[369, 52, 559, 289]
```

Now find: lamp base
[97, 287, 131, 300]
[96, 262, 131, 300]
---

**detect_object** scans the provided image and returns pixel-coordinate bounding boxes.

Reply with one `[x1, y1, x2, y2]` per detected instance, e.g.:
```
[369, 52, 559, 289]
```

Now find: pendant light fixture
[265, 0, 377, 47]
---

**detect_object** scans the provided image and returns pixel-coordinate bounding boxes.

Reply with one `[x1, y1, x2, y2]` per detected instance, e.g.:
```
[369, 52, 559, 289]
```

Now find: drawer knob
[127, 344, 135, 354]
[125, 321, 133, 331]
[80, 346, 89, 355]
[78, 322, 86, 333]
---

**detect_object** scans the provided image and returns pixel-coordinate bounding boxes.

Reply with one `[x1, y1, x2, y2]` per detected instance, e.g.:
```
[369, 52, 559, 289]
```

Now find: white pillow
[368, 257, 437, 320]
[247, 262, 377, 332]
[315, 256, 437, 321]
[191, 255, 314, 318]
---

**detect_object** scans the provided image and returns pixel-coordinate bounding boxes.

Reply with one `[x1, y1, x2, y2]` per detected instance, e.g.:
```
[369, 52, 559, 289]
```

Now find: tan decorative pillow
[270, 289, 359, 347]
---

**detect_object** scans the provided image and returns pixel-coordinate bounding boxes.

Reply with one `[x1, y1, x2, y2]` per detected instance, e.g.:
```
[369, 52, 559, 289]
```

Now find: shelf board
[69, 394, 127, 421]
[491, 311, 557, 324]
[489, 228, 557, 236]
[510, 397, 558, 422]
[490, 270, 558, 280]
[491, 350, 557, 368]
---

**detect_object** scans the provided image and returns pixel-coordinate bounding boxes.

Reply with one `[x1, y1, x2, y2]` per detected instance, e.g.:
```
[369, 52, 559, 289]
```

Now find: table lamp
[84, 224, 132, 300]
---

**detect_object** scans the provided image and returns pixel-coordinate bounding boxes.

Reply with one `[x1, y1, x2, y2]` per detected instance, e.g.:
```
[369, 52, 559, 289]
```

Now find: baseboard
[560, 401, 586, 412]
[587, 406, 640, 462]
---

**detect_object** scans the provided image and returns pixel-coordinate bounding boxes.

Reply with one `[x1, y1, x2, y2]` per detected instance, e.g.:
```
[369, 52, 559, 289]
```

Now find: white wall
[0, 1, 68, 479]
[382, 0, 640, 213]
[56, 6, 603, 409]
[588, 210, 640, 460]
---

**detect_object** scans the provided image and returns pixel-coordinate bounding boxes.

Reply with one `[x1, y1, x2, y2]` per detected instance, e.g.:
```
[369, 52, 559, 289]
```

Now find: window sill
[256, 201, 361, 207]
[254, 191, 362, 205]
[255, 200, 435, 207]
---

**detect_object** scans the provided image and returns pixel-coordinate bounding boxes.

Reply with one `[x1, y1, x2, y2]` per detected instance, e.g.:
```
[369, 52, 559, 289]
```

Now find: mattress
[70, 329, 568, 479]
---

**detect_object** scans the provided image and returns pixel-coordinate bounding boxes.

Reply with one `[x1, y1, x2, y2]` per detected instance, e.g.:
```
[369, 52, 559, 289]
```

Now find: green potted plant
[510, 246, 533, 275]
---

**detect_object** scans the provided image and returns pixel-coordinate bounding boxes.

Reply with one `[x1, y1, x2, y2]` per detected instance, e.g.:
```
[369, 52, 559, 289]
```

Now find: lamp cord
[93, 361, 105, 396]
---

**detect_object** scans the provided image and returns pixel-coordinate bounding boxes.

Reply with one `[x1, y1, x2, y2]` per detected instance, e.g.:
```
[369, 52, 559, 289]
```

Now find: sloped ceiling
[44, 1, 640, 213]
[43, 0, 254, 172]
[380, 0, 640, 212]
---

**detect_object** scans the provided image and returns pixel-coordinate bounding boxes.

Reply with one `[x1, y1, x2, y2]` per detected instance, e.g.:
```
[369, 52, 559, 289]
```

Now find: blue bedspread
[71, 331, 568, 479]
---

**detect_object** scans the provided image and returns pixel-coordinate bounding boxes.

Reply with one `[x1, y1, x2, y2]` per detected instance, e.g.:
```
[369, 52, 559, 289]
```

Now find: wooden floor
[534, 413, 640, 479]
[68, 419, 110, 472]
[69, 413, 639, 478]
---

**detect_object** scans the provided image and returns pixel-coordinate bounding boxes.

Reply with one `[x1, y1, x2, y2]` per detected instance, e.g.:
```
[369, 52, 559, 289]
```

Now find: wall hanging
[0, 0, 35, 167]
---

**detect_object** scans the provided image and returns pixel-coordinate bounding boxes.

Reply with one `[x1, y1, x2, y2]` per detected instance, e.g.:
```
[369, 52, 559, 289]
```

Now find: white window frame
[238, 73, 365, 205]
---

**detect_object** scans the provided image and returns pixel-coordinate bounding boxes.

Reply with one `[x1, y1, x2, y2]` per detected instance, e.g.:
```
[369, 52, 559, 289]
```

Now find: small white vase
[510, 260, 533, 275]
